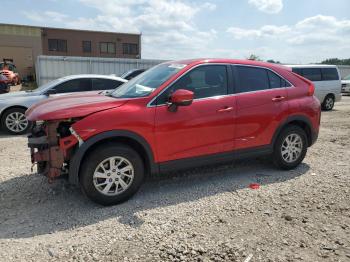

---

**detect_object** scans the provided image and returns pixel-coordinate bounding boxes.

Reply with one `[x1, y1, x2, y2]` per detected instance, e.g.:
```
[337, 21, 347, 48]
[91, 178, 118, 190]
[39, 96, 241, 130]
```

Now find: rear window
[292, 67, 339, 81]
[321, 68, 339, 81]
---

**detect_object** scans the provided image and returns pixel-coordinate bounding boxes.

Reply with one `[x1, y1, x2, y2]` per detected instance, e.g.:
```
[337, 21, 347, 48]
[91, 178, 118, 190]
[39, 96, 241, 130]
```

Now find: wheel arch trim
[271, 115, 316, 147]
[68, 130, 158, 185]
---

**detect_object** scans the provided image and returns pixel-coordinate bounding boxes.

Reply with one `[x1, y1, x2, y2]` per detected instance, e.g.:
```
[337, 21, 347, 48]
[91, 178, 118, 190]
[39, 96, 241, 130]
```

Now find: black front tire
[273, 125, 308, 170]
[80, 143, 144, 206]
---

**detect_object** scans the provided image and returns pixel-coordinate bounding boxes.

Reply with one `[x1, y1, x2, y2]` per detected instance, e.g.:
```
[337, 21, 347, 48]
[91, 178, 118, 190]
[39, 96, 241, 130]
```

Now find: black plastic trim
[159, 145, 273, 173]
[68, 130, 158, 184]
[271, 115, 317, 147]
[68, 115, 318, 184]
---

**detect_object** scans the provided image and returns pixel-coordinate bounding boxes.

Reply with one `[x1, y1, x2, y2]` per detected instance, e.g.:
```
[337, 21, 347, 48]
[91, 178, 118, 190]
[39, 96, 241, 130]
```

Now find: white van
[286, 65, 342, 110]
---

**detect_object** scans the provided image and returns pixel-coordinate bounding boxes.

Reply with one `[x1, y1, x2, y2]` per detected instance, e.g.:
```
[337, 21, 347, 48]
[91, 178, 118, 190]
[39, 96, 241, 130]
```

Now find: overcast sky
[2, 0, 350, 63]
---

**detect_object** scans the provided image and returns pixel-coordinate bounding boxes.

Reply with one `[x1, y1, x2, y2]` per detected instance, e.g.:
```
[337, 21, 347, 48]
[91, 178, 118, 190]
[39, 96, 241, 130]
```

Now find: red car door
[154, 64, 236, 163]
[233, 65, 290, 150]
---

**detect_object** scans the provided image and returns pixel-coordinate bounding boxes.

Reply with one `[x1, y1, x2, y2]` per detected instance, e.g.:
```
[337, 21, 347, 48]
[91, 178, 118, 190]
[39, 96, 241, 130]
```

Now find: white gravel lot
[0, 97, 349, 262]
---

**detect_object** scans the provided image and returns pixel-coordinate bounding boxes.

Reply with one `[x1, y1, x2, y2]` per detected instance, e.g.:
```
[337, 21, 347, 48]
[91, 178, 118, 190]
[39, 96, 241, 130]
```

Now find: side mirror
[45, 89, 57, 95]
[168, 89, 194, 112]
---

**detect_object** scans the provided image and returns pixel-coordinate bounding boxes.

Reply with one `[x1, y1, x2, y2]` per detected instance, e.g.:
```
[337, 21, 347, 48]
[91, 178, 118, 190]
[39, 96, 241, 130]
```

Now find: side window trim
[152, 64, 231, 106]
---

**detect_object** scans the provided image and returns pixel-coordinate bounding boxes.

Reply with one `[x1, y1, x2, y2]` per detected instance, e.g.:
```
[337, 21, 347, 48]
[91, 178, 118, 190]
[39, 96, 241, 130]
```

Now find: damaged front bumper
[28, 121, 80, 182]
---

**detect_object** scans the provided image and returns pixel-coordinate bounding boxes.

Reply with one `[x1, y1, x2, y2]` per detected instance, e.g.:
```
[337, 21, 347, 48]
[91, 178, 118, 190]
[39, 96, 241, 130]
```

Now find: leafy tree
[266, 59, 281, 64]
[320, 58, 350, 65]
[247, 54, 261, 61]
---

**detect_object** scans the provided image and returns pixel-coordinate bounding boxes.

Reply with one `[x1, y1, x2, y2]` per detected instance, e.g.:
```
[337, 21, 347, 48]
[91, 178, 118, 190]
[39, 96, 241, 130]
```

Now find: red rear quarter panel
[284, 72, 321, 133]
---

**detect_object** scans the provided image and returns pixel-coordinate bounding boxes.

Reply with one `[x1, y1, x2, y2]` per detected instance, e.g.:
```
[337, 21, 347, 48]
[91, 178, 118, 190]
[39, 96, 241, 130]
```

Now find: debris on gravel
[0, 97, 350, 261]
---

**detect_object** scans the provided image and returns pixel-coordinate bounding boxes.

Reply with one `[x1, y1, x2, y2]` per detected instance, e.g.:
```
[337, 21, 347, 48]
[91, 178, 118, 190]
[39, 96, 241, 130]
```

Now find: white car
[341, 74, 350, 94]
[286, 65, 341, 110]
[0, 74, 127, 135]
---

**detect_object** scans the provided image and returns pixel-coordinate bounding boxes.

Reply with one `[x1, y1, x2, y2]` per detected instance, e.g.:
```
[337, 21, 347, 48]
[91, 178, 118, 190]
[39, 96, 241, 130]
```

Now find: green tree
[266, 59, 281, 64]
[247, 54, 261, 61]
[320, 58, 350, 65]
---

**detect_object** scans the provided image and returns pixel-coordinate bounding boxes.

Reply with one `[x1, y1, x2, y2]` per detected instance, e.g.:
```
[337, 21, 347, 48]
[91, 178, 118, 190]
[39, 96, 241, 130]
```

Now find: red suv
[26, 59, 321, 205]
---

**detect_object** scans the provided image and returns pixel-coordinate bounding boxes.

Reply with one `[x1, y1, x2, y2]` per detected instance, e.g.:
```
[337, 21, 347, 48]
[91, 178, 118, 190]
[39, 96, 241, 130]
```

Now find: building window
[82, 41, 92, 53]
[123, 43, 138, 55]
[48, 39, 67, 52]
[100, 42, 116, 54]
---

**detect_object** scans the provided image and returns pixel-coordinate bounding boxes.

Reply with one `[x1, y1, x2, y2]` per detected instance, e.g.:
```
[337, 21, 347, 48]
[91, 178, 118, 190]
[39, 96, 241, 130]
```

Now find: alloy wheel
[93, 156, 134, 196]
[281, 133, 303, 163]
[325, 97, 334, 110]
[5, 111, 29, 133]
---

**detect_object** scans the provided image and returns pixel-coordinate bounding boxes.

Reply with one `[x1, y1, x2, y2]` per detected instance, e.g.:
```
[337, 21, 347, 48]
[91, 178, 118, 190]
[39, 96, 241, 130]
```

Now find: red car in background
[0, 62, 21, 85]
[0, 74, 10, 93]
[26, 59, 321, 205]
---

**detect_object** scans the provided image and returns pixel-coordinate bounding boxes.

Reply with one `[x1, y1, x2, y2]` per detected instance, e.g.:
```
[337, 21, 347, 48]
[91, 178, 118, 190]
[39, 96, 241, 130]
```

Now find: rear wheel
[273, 125, 307, 170]
[1, 108, 31, 135]
[322, 95, 335, 111]
[80, 143, 144, 206]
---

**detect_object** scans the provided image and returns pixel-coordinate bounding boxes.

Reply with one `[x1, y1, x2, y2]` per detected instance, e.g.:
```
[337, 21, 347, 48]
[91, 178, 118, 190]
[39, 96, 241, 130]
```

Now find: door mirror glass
[168, 89, 194, 112]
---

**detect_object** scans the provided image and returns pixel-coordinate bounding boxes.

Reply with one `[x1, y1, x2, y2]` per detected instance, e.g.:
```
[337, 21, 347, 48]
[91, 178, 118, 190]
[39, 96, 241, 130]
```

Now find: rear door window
[53, 78, 92, 93]
[92, 78, 124, 90]
[321, 68, 339, 81]
[236, 66, 269, 93]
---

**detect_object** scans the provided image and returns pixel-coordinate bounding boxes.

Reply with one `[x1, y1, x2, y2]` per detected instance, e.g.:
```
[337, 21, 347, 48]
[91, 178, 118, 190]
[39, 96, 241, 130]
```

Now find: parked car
[0, 62, 20, 85]
[26, 59, 321, 205]
[286, 64, 341, 110]
[120, 68, 146, 80]
[341, 74, 350, 94]
[0, 74, 10, 94]
[0, 74, 127, 135]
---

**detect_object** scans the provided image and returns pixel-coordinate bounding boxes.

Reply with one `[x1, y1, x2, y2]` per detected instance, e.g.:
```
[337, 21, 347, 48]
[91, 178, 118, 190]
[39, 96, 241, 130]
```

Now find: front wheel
[80, 143, 144, 206]
[1, 108, 32, 135]
[322, 95, 335, 111]
[273, 125, 307, 170]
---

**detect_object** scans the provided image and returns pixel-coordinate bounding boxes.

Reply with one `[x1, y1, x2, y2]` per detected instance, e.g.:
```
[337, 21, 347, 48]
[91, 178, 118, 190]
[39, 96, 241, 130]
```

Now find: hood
[0, 91, 35, 100]
[342, 80, 350, 84]
[26, 92, 128, 121]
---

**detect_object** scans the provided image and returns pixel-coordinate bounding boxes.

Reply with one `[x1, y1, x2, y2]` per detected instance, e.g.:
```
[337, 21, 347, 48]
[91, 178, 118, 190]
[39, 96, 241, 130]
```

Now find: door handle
[217, 106, 233, 113]
[272, 96, 285, 102]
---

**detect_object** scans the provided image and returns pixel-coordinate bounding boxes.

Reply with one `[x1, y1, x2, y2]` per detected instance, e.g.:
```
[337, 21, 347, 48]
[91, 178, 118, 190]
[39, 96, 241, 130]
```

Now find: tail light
[307, 82, 315, 96]
[292, 72, 315, 96]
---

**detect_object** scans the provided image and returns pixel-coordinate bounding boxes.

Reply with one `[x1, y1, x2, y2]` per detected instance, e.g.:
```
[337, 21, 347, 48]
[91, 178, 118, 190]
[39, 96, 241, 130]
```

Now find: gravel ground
[0, 97, 349, 262]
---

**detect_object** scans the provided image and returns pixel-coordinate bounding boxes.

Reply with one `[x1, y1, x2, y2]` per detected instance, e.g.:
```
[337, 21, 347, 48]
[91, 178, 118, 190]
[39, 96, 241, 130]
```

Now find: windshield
[111, 63, 186, 98]
[345, 74, 350, 80]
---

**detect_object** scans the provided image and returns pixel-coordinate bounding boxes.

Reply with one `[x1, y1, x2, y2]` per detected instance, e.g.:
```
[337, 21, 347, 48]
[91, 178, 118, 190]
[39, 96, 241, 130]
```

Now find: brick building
[0, 23, 141, 79]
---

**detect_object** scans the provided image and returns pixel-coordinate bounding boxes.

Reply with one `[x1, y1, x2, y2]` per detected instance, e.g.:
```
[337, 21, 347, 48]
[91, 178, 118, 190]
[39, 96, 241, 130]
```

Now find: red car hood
[26, 92, 128, 121]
